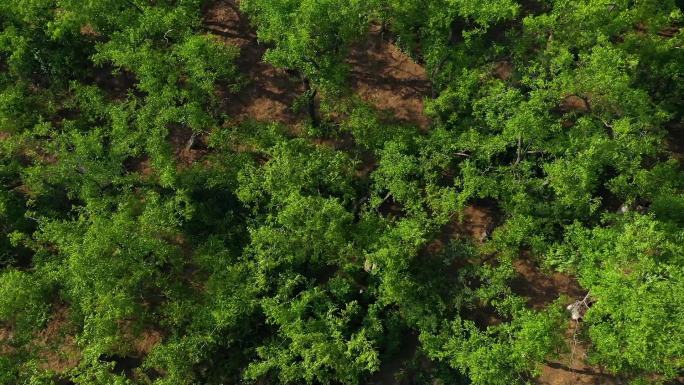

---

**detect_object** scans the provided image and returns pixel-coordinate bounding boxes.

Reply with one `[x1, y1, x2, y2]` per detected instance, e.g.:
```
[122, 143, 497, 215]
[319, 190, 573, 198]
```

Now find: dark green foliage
[423, 306, 566, 385]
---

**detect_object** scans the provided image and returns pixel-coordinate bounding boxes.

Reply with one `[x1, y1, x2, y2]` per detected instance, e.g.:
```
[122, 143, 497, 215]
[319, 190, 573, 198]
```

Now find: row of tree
[0, 0, 682, 384]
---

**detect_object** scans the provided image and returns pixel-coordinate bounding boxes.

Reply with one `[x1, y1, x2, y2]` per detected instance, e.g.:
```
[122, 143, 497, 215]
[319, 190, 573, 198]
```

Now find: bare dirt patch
[368, 333, 421, 385]
[118, 320, 163, 357]
[559, 95, 589, 114]
[493, 61, 514, 81]
[79, 24, 100, 37]
[131, 329, 162, 356]
[36, 306, 80, 373]
[509, 260, 620, 385]
[666, 121, 684, 164]
[203, 2, 431, 134]
[89, 66, 138, 101]
[348, 30, 431, 130]
[425, 205, 496, 256]
[0, 326, 15, 355]
[124, 155, 154, 177]
[538, 322, 618, 385]
[169, 125, 209, 165]
[511, 258, 585, 311]
[203, 0, 304, 126]
[458, 205, 496, 242]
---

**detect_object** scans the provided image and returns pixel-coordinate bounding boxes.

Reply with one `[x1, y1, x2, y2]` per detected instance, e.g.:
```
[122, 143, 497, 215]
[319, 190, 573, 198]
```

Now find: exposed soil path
[203, 0, 305, 126]
[348, 29, 431, 130]
[512, 259, 621, 385]
[666, 121, 684, 165]
[538, 322, 618, 385]
[512, 258, 585, 311]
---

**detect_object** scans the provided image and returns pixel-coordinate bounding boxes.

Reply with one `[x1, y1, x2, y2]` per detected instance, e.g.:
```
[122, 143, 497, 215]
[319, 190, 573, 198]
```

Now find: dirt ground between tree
[203, 0, 305, 126]
[203, 0, 431, 131]
[513, 260, 618, 385]
[347, 27, 432, 130]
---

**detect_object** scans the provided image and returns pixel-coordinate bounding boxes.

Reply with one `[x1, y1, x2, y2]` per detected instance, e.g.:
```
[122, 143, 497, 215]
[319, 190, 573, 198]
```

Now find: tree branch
[125, 0, 144, 13]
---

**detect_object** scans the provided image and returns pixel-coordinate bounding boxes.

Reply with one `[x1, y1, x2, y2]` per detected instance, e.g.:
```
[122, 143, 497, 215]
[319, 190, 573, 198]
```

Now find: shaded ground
[119, 320, 163, 357]
[367, 333, 421, 385]
[348, 28, 431, 130]
[0, 325, 14, 355]
[539, 322, 618, 385]
[204, 1, 431, 131]
[0, 307, 80, 373]
[493, 60, 514, 81]
[512, 258, 585, 311]
[511, 259, 622, 385]
[36, 307, 80, 373]
[424, 204, 497, 257]
[666, 121, 684, 164]
[454, 205, 496, 242]
[169, 124, 209, 166]
[203, 0, 304, 126]
[88, 66, 138, 101]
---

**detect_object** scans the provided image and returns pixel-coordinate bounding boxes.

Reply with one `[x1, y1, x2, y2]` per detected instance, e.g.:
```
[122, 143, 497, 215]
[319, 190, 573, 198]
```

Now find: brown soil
[423, 208, 614, 385]
[122, 123, 209, 172]
[425, 205, 496, 256]
[90, 66, 138, 101]
[395, 217, 610, 385]
[657, 26, 681, 38]
[509, 260, 620, 385]
[132, 329, 162, 356]
[310, 132, 357, 151]
[118, 320, 163, 358]
[80, 23, 102, 38]
[458, 205, 496, 242]
[124, 155, 154, 177]
[538, 322, 618, 385]
[426, 205, 503, 329]
[204, 2, 431, 132]
[559, 95, 589, 113]
[168, 124, 209, 165]
[0, 326, 14, 355]
[511, 258, 585, 310]
[2, 306, 160, 374]
[203, 0, 305, 126]
[493, 61, 514, 81]
[666, 121, 684, 164]
[368, 333, 422, 385]
[35, 306, 80, 373]
[348, 29, 431, 130]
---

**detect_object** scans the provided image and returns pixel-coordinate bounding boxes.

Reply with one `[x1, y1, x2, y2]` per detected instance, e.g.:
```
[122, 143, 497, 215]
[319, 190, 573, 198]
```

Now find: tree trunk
[302, 76, 319, 128]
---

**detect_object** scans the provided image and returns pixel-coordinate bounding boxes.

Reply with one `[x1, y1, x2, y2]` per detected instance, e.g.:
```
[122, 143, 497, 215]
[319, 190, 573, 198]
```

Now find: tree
[240, 0, 372, 126]
[550, 214, 684, 382]
[1, 0, 683, 384]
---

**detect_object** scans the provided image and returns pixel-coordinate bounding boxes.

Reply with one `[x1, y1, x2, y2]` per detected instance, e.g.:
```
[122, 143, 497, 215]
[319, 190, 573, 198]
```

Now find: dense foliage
[0, 1, 682, 385]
